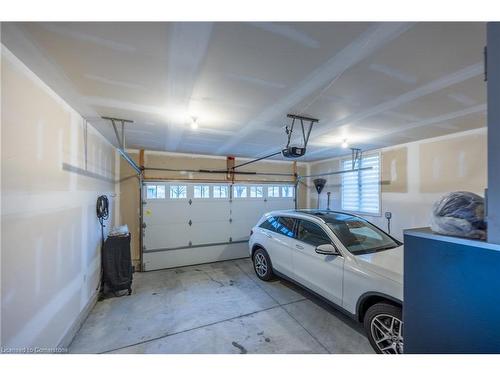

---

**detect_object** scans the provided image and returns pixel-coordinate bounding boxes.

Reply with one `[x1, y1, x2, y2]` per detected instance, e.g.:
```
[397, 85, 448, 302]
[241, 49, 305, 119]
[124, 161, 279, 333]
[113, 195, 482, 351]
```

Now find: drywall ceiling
[1, 22, 486, 161]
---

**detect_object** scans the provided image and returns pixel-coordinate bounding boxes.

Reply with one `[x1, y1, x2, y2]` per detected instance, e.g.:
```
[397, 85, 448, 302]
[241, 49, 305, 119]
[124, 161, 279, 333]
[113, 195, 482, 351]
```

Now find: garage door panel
[142, 182, 295, 270]
[232, 199, 266, 223]
[191, 200, 229, 222]
[230, 199, 265, 241]
[145, 223, 191, 250]
[143, 242, 248, 271]
[190, 221, 231, 245]
[144, 201, 191, 225]
[231, 199, 264, 211]
[266, 198, 295, 211]
[230, 221, 255, 242]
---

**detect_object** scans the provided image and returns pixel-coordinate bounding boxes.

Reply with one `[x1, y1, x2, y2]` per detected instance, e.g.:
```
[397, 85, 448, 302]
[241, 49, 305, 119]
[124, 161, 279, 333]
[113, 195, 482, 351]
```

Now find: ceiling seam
[284, 62, 484, 158]
[216, 22, 415, 154]
[307, 103, 486, 157]
[165, 22, 214, 151]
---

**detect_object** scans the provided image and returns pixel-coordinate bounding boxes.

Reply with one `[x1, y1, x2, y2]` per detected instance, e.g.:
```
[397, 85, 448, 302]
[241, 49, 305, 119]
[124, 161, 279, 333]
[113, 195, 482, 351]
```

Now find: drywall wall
[119, 150, 307, 267]
[381, 147, 407, 193]
[308, 128, 487, 241]
[420, 134, 485, 193]
[1, 46, 117, 351]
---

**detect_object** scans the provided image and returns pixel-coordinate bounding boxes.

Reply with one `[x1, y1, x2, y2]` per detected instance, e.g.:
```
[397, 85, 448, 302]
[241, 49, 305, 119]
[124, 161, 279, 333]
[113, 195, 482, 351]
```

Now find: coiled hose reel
[96, 195, 109, 242]
[96, 195, 109, 293]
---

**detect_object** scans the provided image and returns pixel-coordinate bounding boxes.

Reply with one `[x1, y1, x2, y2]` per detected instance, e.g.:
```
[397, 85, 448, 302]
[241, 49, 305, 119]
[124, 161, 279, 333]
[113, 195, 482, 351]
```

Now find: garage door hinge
[229, 218, 232, 223]
[189, 241, 192, 247]
[229, 237, 232, 243]
[142, 222, 147, 228]
[189, 199, 192, 205]
[188, 219, 192, 226]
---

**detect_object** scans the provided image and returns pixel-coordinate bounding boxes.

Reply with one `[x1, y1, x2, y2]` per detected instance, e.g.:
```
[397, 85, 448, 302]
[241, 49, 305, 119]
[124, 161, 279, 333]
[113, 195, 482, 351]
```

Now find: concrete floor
[69, 258, 374, 354]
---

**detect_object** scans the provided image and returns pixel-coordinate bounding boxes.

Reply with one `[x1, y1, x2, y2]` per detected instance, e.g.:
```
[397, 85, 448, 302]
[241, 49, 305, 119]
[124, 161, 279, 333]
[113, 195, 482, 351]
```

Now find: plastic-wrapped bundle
[431, 191, 486, 240]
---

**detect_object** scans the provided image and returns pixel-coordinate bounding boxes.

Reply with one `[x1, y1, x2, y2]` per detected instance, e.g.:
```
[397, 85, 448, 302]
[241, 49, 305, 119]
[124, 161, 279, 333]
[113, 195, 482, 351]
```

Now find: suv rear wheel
[252, 248, 274, 281]
[364, 303, 403, 354]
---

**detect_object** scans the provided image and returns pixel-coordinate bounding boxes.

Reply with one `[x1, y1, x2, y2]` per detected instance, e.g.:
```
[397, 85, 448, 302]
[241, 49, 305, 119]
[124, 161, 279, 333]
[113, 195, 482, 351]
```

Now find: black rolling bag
[102, 234, 133, 295]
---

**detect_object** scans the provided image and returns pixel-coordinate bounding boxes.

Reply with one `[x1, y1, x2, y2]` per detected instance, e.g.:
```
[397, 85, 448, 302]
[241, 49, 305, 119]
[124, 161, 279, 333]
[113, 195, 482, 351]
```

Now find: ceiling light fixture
[341, 139, 349, 148]
[190, 117, 198, 130]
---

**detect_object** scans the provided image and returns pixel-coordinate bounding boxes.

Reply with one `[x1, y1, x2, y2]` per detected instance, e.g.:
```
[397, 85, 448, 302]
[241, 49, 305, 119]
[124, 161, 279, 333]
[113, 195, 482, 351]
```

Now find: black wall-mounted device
[385, 211, 392, 234]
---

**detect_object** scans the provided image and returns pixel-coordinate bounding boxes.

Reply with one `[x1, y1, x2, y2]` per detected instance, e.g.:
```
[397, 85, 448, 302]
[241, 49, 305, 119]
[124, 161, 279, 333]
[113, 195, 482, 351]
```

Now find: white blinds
[341, 153, 380, 215]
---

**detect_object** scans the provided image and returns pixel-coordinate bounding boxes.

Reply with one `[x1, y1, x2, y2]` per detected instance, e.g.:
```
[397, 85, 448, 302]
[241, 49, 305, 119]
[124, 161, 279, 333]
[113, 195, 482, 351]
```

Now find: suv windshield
[319, 212, 400, 255]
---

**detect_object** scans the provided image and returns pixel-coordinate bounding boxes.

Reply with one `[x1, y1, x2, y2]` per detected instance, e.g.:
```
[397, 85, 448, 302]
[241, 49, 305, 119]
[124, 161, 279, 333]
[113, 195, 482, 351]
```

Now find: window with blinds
[341, 153, 380, 215]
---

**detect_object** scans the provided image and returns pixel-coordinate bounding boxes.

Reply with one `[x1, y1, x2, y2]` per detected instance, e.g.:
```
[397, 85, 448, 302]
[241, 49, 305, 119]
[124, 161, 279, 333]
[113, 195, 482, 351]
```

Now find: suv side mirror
[315, 243, 340, 256]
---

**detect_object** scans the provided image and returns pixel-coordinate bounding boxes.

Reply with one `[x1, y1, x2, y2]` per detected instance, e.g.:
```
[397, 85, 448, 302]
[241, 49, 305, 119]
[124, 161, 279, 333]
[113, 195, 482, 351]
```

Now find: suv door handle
[295, 244, 304, 250]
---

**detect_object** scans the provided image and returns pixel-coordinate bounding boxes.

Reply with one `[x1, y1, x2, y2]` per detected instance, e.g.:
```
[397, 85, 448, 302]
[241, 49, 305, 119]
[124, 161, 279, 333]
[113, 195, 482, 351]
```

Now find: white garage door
[142, 182, 296, 271]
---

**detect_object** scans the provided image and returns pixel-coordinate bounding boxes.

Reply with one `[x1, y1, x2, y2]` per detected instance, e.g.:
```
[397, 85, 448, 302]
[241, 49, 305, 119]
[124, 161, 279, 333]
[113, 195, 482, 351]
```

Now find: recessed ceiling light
[341, 139, 349, 148]
[190, 117, 199, 130]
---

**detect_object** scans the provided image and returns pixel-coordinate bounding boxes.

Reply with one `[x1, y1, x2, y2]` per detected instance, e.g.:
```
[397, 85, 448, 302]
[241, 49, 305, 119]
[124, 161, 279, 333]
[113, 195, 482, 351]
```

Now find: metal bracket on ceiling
[102, 116, 134, 150]
[351, 148, 363, 170]
[230, 113, 320, 171]
[284, 113, 319, 150]
[102, 116, 142, 175]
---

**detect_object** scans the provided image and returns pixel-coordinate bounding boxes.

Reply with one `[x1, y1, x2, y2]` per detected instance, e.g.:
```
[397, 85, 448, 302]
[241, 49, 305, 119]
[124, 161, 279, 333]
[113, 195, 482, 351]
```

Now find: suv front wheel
[364, 303, 403, 354]
[252, 248, 274, 281]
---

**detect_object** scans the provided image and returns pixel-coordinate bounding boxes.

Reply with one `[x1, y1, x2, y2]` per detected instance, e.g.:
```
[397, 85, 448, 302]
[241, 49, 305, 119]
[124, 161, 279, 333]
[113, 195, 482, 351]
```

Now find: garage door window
[281, 186, 294, 198]
[341, 153, 380, 215]
[249, 186, 264, 198]
[233, 185, 247, 198]
[213, 185, 228, 198]
[170, 185, 187, 199]
[146, 185, 166, 199]
[194, 185, 210, 198]
[268, 186, 280, 197]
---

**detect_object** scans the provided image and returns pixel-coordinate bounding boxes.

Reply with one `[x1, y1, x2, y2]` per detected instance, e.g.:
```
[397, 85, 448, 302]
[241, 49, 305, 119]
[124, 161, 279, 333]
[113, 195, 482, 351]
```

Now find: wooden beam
[292, 161, 297, 183]
[139, 149, 145, 169]
[138, 149, 145, 179]
[226, 156, 235, 183]
[144, 176, 294, 185]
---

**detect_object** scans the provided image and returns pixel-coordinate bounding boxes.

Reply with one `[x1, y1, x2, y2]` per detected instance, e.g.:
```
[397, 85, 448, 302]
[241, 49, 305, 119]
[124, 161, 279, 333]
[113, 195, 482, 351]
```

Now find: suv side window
[297, 220, 332, 247]
[277, 216, 296, 238]
[259, 216, 279, 232]
[259, 216, 296, 238]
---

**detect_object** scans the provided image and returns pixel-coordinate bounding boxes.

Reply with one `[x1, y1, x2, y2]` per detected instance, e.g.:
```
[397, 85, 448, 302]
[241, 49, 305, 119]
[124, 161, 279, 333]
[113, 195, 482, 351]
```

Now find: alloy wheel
[254, 253, 268, 277]
[370, 313, 404, 354]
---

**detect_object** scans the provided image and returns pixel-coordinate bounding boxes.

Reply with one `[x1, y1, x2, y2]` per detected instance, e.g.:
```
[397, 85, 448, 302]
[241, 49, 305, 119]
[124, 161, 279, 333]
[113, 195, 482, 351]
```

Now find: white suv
[249, 209, 404, 354]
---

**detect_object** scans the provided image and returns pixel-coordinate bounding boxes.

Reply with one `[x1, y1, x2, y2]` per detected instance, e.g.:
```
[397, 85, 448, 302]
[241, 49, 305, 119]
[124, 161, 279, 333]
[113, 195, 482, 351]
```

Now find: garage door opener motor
[282, 114, 319, 158]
